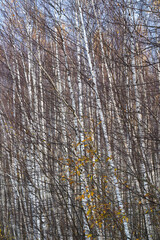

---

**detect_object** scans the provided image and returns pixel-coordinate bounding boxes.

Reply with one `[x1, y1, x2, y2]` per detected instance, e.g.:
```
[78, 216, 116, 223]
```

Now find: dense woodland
[0, 0, 159, 239]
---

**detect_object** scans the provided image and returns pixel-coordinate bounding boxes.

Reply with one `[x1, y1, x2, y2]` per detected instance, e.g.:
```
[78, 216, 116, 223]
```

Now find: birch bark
[77, 0, 131, 238]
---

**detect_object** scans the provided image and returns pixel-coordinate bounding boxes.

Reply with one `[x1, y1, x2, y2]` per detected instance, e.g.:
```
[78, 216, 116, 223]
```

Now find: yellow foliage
[87, 209, 91, 216]
[87, 234, 92, 238]
[98, 222, 102, 228]
[90, 223, 94, 228]
[69, 180, 74, 185]
[106, 157, 111, 162]
[144, 193, 150, 197]
[80, 194, 85, 200]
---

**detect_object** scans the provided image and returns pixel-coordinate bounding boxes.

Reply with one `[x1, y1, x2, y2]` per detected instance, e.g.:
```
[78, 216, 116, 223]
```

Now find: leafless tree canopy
[0, 0, 159, 239]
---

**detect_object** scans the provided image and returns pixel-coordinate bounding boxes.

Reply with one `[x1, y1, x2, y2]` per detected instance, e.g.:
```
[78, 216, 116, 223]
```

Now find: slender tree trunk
[77, 0, 131, 238]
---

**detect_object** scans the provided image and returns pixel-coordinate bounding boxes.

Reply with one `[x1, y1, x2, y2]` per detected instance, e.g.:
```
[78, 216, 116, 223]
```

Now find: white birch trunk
[127, 1, 153, 238]
[61, 26, 90, 237]
[54, 27, 67, 239]
[77, 1, 131, 238]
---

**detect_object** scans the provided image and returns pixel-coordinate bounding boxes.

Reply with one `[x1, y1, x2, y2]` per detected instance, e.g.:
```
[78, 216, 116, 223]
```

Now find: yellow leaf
[87, 234, 92, 238]
[97, 121, 102, 125]
[98, 222, 102, 228]
[81, 194, 85, 200]
[125, 217, 129, 223]
[69, 180, 74, 185]
[90, 223, 94, 228]
[87, 209, 91, 215]
[106, 157, 110, 162]
[144, 193, 150, 197]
